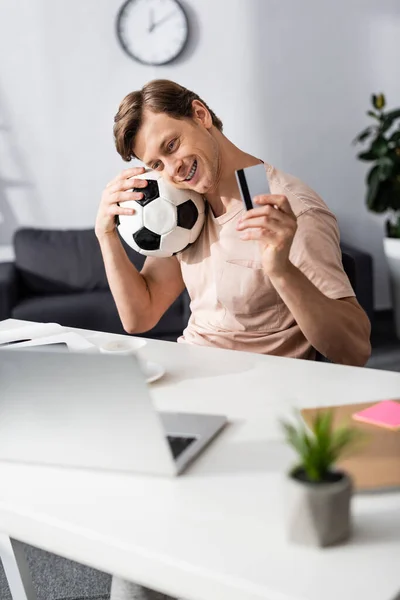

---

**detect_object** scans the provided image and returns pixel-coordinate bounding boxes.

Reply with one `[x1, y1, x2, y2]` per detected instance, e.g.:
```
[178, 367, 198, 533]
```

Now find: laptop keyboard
[167, 435, 196, 459]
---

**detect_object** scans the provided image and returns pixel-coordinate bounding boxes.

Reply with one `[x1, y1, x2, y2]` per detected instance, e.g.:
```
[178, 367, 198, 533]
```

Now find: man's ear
[191, 99, 213, 129]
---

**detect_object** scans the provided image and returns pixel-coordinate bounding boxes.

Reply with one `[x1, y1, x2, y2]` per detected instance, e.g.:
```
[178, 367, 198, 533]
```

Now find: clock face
[116, 0, 189, 66]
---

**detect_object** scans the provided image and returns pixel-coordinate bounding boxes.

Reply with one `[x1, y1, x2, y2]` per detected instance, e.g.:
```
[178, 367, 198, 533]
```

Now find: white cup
[98, 338, 146, 355]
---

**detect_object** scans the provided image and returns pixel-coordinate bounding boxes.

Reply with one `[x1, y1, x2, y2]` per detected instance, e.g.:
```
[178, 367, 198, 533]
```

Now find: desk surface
[0, 319, 399, 600]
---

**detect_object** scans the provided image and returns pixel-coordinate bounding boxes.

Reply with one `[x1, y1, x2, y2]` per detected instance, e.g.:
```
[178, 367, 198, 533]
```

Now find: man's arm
[237, 195, 371, 366]
[268, 264, 371, 366]
[98, 231, 185, 334]
[96, 166, 185, 335]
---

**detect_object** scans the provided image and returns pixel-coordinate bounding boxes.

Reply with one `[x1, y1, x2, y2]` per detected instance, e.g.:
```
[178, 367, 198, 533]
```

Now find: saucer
[99, 338, 146, 354]
[141, 360, 166, 384]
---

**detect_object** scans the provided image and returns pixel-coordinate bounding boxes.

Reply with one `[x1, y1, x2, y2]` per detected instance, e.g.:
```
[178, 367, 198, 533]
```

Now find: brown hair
[113, 79, 223, 162]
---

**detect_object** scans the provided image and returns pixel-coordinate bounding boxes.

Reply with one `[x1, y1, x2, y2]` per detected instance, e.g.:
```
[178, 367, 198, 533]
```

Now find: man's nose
[165, 158, 183, 180]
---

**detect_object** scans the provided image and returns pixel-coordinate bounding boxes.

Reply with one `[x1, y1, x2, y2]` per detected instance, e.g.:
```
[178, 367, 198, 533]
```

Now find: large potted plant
[282, 409, 360, 547]
[354, 94, 400, 336]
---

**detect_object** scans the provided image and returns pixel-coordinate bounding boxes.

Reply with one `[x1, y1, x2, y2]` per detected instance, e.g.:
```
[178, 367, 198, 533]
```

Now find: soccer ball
[117, 170, 206, 258]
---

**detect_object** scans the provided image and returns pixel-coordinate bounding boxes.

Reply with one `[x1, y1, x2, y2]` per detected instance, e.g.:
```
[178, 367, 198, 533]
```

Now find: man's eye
[168, 139, 177, 151]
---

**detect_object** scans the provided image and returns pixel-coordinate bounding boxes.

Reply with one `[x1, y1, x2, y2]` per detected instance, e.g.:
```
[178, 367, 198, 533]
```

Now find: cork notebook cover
[301, 401, 400, 492]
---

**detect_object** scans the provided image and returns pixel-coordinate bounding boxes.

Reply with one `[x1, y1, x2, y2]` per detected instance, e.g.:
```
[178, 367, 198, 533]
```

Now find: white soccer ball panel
[157, 177, 182, 206]
[159, 227, 191, 254]
[117, 227, 142, 254]
[189, 209, 206, 243]
[137, 247, 172, 258]
[118, 201, 143, 231]
[143, 197, 177, 235]
[157, 178, 203, 209]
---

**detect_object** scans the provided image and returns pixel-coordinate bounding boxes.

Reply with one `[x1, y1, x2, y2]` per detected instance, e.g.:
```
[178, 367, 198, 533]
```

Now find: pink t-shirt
[177, 163, 355, 360]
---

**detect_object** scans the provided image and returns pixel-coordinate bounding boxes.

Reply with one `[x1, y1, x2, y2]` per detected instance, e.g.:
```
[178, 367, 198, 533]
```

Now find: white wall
[0, 0, 399, 308]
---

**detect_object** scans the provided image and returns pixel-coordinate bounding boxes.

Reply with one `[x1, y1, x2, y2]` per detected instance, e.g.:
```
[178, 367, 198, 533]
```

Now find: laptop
[0, 348, 227, 476]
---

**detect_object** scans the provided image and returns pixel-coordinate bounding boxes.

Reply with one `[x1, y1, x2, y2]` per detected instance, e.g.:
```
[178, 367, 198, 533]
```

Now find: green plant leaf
[357, 150, 377, 161]
[384, 108, 400, 122]
[281, 409, 360, 483]
[366, 166, 381, 211]
[389, 130, 400, 145]
[281, 418, 309, 462]
[371, 94, 378, 109]
[378, 156, 394, 180]
[367, 110, 380, 120]
[371, 136, 389, 157]
[330, 426, 363, 462]
[380, 118, 395, 134]
[377, 180, 400, 212]
[352, 127, 374, 145]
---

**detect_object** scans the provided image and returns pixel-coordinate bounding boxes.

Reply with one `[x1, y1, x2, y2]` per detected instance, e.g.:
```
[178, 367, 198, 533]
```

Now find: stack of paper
[0, 322, 97, 353]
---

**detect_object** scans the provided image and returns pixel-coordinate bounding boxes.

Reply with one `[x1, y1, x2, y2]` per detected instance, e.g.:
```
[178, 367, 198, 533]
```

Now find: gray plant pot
[285, 469, 353, 547]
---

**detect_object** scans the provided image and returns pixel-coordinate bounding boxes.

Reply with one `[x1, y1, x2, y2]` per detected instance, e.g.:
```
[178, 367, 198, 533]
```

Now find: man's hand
[95, 166, 147, 239]
[236, 194, 298, 277]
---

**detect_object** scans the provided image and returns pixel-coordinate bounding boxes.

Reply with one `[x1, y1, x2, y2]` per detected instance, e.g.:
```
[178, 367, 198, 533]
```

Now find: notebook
[301, 401, 400, 492]
[353, 400, 400, 431]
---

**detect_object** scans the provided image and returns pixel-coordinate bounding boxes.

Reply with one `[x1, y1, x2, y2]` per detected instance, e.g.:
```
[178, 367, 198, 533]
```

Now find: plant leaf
[371, 136, 389, 157]
[367, 110, 380, 120]
[366, 165, 381, 211]
[357, 150, 377, 161]
[378, 156, 394, 180]
[384, 108, 400, 122]
[389, 130, 400, 145]
[281, 409, 359, 483]
[330, 426, 363, 463]
[352, 127, 374, 145]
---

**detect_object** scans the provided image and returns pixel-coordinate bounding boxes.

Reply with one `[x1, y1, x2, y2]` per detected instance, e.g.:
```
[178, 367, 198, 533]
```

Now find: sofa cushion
[14, 228, 145, 295]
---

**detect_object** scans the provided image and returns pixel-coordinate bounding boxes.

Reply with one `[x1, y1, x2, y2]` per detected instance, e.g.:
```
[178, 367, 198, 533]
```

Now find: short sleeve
[289, 208, 355, 300]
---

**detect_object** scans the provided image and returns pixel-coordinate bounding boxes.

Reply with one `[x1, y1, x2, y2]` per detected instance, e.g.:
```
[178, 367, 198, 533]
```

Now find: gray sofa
[0, 228, 189, 341]
[0, 229, 374, 340]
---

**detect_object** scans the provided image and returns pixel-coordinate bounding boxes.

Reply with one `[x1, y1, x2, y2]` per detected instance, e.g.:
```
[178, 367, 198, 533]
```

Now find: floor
[367, 310, 400, 372]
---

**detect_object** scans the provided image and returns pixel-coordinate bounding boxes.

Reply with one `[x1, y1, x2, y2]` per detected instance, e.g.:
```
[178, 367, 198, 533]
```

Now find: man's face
[134, 105, 220, 195]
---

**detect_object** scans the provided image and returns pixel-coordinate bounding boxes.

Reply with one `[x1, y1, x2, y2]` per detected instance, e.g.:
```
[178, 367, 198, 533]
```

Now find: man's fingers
[238, 205, 294, 228]
[239, 228, 279, 243]
[109, 204, 136, 217]
[238, 216, 282, 234]
[116, 166, 146, 181]
[124, 177, 148, 189]
[116, 191, 144, 203]
[106, 167, 147, 188]
[253, 194, 296, 218]
[110, 178, 148, 192]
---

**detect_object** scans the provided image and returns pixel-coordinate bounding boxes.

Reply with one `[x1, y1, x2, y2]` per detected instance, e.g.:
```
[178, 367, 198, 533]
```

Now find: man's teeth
[185, 160, 197, 181]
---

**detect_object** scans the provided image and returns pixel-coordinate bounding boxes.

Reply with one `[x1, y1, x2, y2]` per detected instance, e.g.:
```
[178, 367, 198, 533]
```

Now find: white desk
[0, 319, 400, 600]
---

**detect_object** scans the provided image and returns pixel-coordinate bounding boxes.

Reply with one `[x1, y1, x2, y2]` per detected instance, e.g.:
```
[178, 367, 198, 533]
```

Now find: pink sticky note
[353, 400, 400, 431]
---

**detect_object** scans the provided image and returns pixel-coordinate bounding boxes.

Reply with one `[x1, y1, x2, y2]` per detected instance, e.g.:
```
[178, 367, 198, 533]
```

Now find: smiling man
[96, 79, 371, 367]
[97, 80, 371, 600]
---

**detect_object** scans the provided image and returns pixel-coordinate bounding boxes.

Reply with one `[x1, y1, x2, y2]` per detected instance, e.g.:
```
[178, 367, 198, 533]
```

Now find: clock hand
[148, 8, 155, 33]
[151, 10, 177, 31]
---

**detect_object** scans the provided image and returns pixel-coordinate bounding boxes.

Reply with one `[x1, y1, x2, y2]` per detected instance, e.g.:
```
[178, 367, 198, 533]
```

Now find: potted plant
[354, 93, 400, 336]
[281, 409, 360, 547]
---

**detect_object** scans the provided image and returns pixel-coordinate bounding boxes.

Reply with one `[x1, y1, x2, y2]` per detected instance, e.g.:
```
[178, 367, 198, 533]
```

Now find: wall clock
[116, 0, 189, 66]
